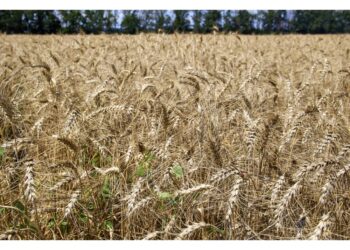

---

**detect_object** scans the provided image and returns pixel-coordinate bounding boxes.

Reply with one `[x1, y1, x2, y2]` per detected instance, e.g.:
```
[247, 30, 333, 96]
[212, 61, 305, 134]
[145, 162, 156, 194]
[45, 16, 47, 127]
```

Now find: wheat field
[1, 34, 350, 240]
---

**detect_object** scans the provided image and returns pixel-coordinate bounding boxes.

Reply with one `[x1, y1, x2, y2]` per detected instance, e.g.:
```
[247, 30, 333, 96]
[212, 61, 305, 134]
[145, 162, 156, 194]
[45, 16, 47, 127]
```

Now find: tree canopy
[1, 10, 350, 34]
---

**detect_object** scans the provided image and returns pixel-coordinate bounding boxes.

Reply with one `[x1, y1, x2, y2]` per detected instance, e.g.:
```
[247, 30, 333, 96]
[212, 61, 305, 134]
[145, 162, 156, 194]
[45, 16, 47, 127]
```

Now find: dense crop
[1, 34, 350, 240]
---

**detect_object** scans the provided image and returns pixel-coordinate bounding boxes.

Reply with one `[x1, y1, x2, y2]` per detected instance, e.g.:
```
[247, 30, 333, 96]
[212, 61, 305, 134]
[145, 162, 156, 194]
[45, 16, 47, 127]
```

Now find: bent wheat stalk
[175, 222, 209, 240]
[309, 213, 331, 240]
[225, 176, 243, 220]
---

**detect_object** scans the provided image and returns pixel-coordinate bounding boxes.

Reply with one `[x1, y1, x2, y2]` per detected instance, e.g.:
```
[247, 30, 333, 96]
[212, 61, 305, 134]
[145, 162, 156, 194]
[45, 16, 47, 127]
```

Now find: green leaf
[60, 220, 69, 234]
[79, 213, 88, 223]
[0, 147, 4, 157]
[170, 164, 184, 178]
[47, 218, 56, 229]
[136, 164, 146, 177]
[90, 153, 100, 167]
[91, 158, 98, 167]
[144, 152, 155, 162]
[13, 200, 25, 213]
[104, 220, 113, 230]
[101, 179, 111, 198]
[158, 192, 172, 201]
[135, 152, 155, 177]
[208, 226, 224, 234]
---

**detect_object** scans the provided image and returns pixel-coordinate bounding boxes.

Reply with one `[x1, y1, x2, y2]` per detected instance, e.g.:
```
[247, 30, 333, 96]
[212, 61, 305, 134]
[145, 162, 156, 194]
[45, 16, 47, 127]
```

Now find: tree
[82, 10, 104, 34]
[1, 10, 350, 35]
[338, 11, 350, 33]
[26, 11, 61, 34]
[121, 10, 140, 34]
[104, 10, 118, 33]
[313, 11, 337, 34]
[0, 11, 26, 33]
[192, 10, 204, 33]
[203, 10, 222, 33]
[173, 10, 190, 32]
[43, 11, 61, 33]
[154, 10, 172, 32]
[259, 10, 288, 34]
[222, 10, 238, 33]
[261, 10, 275, 33]
[235, 10, 254, 34]
[60, 10, 84, 33]
[138, 10, 156, 32]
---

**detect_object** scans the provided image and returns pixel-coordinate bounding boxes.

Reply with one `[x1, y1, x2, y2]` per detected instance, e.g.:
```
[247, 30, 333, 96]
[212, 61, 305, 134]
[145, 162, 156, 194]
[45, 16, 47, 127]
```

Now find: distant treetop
[0, 10, 349, 34]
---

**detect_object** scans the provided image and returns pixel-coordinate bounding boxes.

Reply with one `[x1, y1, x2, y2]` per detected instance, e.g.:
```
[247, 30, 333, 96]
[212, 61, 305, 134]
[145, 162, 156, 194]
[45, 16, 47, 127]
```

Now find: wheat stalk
[85, 105, 133, 120]
[225, 176, 243, 220]
[210, 166, 240, 184]
[30, 117, 44, 135]
[174, 184, 213, 196]
[90, 137, 110, 157]
[243, 110, 259, 153]
[62, 109, 80, 136]
[308, 213, 331, 240]
[1, 137, 32, 149]
[127, 197, 152, 216]
[24, 161, 36, 203]
[49, 175, 75, 191]
[336, 144, 350, 161]
[314, 132, 337, 155]
[94, 166, 120, 175]
[125, 145, 133, 163]
[175, 222, 208, 240]
[271, 175, 285, 204]
[274, 180, 302, 229]
[164, 216, 176, 238]
[64, 189, 81, 218]
[124, 178, 144, 215]
[319, 163, 350, 204]
[142, 231, 161, 240]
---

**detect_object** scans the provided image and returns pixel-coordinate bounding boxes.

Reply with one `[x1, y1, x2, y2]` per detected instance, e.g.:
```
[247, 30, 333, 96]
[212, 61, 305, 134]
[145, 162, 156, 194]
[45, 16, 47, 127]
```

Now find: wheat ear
[64, 189, 81, 218]
[308, 213, 331, 240]
[319, 163, 350, 204]
[225, 176, 243, 220]
[174, 184, 213, 196]
[24, 161, 36, 203]
[175, 222, 208, 240]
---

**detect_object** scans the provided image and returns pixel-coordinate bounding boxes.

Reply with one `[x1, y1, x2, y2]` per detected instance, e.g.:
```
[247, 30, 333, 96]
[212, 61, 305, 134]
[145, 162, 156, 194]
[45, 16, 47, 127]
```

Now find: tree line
[1, 10, 350, 34]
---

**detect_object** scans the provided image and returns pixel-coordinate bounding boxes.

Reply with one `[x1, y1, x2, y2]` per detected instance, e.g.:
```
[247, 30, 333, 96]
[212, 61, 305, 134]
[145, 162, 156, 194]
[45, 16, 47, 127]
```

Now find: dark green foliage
[235, 10, 254, 34]
[135, 152, 155, 177]
[155, 10, 172, 32]
[0, 11, 27, 33]
[139, 10, 156, 32]
[104, 10, 118, 33]
[259, 10, 288, 33]
[292, 10, 338, 34]
[173, 10, 190, 32]
[222, 10, 237, 32]
[60, 10, 84, 34]
[1, 10, 350, 34]
[192, 10, 204, 33]
[203, 10, 222, 33]
[82, 10, 104, 34]
[121, 10, 140, 34]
